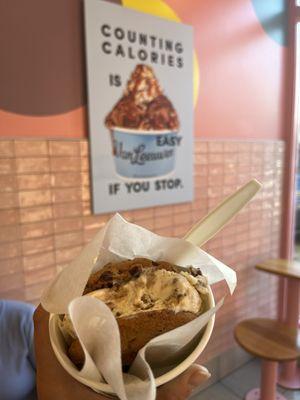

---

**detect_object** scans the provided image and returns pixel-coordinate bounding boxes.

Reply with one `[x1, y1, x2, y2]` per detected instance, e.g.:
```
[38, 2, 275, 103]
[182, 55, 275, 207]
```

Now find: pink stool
[234, 319, 300, 400]
[256, 259, 300, 389]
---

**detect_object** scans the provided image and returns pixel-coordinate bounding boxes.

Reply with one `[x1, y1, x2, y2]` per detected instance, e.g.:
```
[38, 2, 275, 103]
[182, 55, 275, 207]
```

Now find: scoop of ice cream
[90, 268, 203, 317]
[105, 64, 179, 130]
[60, 268, 208, 339]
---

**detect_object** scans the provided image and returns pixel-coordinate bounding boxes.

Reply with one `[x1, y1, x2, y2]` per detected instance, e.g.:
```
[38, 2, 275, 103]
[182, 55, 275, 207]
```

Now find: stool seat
[235, 318, 300, 362]
[256, 259, 300, 280]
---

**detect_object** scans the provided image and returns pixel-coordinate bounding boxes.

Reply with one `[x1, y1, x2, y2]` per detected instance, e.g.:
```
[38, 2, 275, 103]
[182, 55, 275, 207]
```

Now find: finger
[33, 304, 48, 325]
[156, 364, 210, 400]
[186, 364, 211, 388]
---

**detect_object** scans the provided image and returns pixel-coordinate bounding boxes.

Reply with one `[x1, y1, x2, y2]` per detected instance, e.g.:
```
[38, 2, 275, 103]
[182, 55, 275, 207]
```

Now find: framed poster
[84, 0, 194, 213]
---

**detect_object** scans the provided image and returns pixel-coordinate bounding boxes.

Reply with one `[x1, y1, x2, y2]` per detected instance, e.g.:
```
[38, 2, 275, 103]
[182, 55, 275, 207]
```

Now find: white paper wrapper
[42, 214, 236, 400]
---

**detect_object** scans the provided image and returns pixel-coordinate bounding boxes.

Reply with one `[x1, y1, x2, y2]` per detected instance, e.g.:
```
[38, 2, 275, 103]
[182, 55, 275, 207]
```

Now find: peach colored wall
[167, 0, 288, 140]
[0, 0, 288, 140]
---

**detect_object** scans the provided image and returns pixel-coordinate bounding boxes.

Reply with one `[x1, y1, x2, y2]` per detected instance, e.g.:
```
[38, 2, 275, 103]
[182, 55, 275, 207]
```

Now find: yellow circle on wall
[122, 0, 200, 107]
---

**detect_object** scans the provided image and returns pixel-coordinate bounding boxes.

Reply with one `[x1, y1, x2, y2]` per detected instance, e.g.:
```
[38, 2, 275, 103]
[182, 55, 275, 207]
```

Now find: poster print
[84, 0, 194, 213]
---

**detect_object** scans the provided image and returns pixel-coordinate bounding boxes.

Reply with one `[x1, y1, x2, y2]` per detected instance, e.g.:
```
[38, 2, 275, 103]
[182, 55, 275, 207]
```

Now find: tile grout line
[12, 139, 26, 300]
[218, 380, 244, 399]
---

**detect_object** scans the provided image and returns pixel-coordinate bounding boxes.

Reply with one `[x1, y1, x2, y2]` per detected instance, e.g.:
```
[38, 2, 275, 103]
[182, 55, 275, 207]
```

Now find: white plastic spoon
[183, 179, 261, 247]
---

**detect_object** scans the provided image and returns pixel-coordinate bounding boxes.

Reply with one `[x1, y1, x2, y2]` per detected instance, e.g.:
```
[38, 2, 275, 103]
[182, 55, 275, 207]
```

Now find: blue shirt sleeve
[0, 300, 37, 400]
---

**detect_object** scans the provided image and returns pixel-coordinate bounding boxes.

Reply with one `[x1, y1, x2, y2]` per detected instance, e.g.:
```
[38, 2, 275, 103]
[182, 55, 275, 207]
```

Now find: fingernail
[188, 367, 211, 387]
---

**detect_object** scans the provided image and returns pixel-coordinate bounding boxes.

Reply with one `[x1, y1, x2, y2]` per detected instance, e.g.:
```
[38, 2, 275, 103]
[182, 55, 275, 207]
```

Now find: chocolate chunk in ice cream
[105, 64, 179, 130]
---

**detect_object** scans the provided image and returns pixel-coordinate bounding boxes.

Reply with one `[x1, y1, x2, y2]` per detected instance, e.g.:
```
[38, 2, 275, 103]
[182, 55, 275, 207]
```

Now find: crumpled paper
[42, 214, 236, 400]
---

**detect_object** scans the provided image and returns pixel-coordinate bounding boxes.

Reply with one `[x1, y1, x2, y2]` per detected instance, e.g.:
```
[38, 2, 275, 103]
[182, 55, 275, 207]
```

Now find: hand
[156, 364, 210, 400]
[34, 305, 210, 400]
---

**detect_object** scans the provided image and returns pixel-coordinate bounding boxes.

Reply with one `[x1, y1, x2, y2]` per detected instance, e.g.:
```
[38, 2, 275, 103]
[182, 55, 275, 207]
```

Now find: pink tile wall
[0, 138, 284, 361]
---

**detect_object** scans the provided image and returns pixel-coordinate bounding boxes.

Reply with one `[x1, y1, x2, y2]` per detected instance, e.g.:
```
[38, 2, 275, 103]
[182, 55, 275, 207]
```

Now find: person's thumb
[156, 364, 210, 400]
[187, 365, 211, 391]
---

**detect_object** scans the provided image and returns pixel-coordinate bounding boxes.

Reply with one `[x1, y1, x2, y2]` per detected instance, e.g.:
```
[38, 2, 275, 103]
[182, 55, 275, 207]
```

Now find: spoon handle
[184, 179, 261, 247]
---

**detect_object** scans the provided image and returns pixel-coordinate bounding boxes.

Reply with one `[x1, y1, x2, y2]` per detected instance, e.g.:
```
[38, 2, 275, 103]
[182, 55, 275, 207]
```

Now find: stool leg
[245, 360, 286, 400]
[277, 277, 287, 322]
[278, 278, 300, 389]
[261, 360, 277, 400]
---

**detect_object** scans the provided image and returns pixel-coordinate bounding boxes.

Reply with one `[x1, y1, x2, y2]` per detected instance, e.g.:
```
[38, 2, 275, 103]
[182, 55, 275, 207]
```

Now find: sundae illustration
[105, 64, 181, 179]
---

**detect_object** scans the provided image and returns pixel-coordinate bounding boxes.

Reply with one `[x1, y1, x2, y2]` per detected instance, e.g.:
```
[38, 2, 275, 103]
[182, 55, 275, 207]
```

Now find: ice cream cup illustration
[105, 64, 181, 179]
[111, 127, 179, 179]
